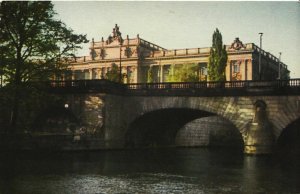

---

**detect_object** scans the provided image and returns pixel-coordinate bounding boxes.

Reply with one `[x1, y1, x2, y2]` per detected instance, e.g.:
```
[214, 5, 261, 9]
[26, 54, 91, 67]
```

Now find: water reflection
[0, 148, 299, 193]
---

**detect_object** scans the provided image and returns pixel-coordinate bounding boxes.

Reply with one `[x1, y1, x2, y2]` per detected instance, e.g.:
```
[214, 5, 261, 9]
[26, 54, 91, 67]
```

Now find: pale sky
[53, 1, 300, 78]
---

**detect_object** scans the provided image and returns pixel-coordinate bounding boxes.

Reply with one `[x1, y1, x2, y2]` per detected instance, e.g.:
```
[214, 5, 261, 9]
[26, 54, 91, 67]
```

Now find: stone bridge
[40, 79, 300, 154]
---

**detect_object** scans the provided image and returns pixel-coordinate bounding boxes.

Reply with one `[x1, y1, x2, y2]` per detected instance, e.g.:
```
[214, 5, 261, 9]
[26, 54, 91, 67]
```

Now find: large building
[67, 24, 289, 83]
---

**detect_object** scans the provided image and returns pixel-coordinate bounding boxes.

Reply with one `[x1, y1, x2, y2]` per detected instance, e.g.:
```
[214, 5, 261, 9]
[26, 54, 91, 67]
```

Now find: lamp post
[278, 52, 282, 80]
[258, 32, 263, 80]
[119, 42, 122, 83]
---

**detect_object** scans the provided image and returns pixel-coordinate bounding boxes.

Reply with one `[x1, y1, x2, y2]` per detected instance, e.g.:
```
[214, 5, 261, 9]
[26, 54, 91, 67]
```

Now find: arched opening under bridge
[276, 117, 300, 155]
[125, 108, 244, 149]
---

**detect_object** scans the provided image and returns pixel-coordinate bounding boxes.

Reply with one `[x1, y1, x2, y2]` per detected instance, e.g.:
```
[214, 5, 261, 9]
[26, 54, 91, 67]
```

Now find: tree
[207, 28, 228, 81]
[166, 63, 199, 82]
[0, 1, 88, 132]
[106, 63, 124, 83]
[147, 66, 154, 83]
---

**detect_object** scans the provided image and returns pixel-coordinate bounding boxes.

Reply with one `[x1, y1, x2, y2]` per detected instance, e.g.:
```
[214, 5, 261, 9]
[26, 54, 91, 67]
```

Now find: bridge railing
[125, 79, 300, 96]
[43, 79, 126, 94]
[288, 79, 300, 87]
[38, 79, 300, 96]
[126, 79, 299, 90]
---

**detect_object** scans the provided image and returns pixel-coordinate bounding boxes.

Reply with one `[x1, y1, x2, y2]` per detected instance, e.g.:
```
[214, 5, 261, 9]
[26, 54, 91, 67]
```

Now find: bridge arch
[276, 117, 300, 154]
[124, 107, 244, 149]
[116, 96, 254, 141]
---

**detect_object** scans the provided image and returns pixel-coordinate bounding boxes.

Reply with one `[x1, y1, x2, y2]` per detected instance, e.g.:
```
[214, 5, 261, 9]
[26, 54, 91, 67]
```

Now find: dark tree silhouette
[0, 1, 88, 132]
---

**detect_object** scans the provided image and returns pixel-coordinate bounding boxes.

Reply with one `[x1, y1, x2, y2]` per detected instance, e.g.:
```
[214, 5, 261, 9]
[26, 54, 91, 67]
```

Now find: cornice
[71, 57, 139, 65]
[144, 54, 209, 61]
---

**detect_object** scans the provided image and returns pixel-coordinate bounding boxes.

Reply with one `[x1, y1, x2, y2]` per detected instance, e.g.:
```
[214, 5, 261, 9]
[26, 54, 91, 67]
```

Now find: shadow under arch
[125, 108, 244, 149]
[32, 106, 79, 133]
[276, 117, 300, 155]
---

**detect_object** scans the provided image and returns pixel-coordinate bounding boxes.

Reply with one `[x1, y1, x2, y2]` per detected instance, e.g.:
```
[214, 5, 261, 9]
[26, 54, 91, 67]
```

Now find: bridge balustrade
[41, 79, 300, 96]
[124, 79, 300, 96]
[45, 79, 126, 94]
[289, 79, 300, 87]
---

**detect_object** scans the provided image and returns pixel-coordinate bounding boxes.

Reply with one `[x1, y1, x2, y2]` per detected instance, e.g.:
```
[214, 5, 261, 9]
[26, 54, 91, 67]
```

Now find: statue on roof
[112, 28, 116, 37]
[105, 24, 123, 45]
[230, 37, 246, 50]
[114, 24, 121, 37]
[112, 24, 123, 43]
[106, 35, 113, 44]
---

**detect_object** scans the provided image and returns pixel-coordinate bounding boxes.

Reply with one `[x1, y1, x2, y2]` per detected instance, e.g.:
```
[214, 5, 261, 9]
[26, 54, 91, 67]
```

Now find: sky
[53, 1, 300, 78]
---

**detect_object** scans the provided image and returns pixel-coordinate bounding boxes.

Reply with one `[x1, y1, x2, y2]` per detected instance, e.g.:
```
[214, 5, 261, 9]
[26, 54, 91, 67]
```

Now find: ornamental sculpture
[100, 48, 106, 59]
[230, 37, 246, 50]
[125, 47, 132, 58]
[106, 24, 123, 44]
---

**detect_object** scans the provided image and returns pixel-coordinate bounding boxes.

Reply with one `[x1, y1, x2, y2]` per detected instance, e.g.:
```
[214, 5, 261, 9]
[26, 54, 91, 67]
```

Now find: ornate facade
[67, 24, 289, 83]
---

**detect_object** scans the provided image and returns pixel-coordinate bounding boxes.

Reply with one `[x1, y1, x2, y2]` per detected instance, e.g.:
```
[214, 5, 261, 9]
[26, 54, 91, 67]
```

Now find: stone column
[160, 65, 163, 83]
[132, 66, 138, 83]
[102, 68, 107, 79]
[96, 69, 101, 79]
[89, 69, 93, 80]
[245, 60, 248, 81]
[100, 68, 104, 79]
[229, 61, 232, 81]
[244, 100, 274, 154]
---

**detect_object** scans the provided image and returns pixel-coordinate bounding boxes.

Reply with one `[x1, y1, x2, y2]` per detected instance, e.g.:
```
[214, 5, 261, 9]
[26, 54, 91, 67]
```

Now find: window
[163, 65, 171, 82]
[127, 66, 132, 83]
[199, 63, 207, 81]
[231, 61, 242, 80]
[233, 63, 240, 73]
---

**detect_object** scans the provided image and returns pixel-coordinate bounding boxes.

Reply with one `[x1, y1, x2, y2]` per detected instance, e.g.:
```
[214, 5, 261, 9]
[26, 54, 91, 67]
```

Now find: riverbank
[0, 134, 106, 151]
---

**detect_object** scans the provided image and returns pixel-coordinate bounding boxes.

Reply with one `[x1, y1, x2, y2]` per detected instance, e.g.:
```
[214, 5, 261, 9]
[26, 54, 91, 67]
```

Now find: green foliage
[0, 1, 88, 132]
[166, 64, 199, 82]
[0, 1, 88, 83]
[106, 63, 122, 83]
[207, 28, 228, 81]
[147, 66, 154, 83]
[0, 85, 63, 134]
[281, 70, 290, 80]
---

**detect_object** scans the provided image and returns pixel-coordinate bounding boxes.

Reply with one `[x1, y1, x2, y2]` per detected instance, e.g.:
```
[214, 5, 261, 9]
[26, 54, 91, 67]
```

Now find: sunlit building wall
[66, 25, 289, 83]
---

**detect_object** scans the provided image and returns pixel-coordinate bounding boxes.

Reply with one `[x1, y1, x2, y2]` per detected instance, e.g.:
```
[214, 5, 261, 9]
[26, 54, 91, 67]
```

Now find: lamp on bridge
[278, 52, 282, 80]
[119, 41, 122, 83]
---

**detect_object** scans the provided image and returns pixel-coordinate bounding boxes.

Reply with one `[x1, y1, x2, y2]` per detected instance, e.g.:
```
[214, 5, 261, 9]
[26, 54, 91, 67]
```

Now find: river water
[0, 148, 299, 194]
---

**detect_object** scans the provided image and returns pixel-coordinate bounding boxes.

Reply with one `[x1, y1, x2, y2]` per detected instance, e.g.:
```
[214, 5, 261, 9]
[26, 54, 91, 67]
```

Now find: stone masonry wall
[175, 116, 243, 147]
[175, 117, 210, 146]
[67, 94, 105, 135]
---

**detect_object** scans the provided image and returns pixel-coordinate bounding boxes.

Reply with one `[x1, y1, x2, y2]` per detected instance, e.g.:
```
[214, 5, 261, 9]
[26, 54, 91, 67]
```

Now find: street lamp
[278, 52, 282, 80]
[119, 42, 122, 83]
[258, 32, 263, 80]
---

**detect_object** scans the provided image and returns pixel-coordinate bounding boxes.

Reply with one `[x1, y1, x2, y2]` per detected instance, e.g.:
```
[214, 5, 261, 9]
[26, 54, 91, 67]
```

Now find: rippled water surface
[0, 148, 299, 193]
